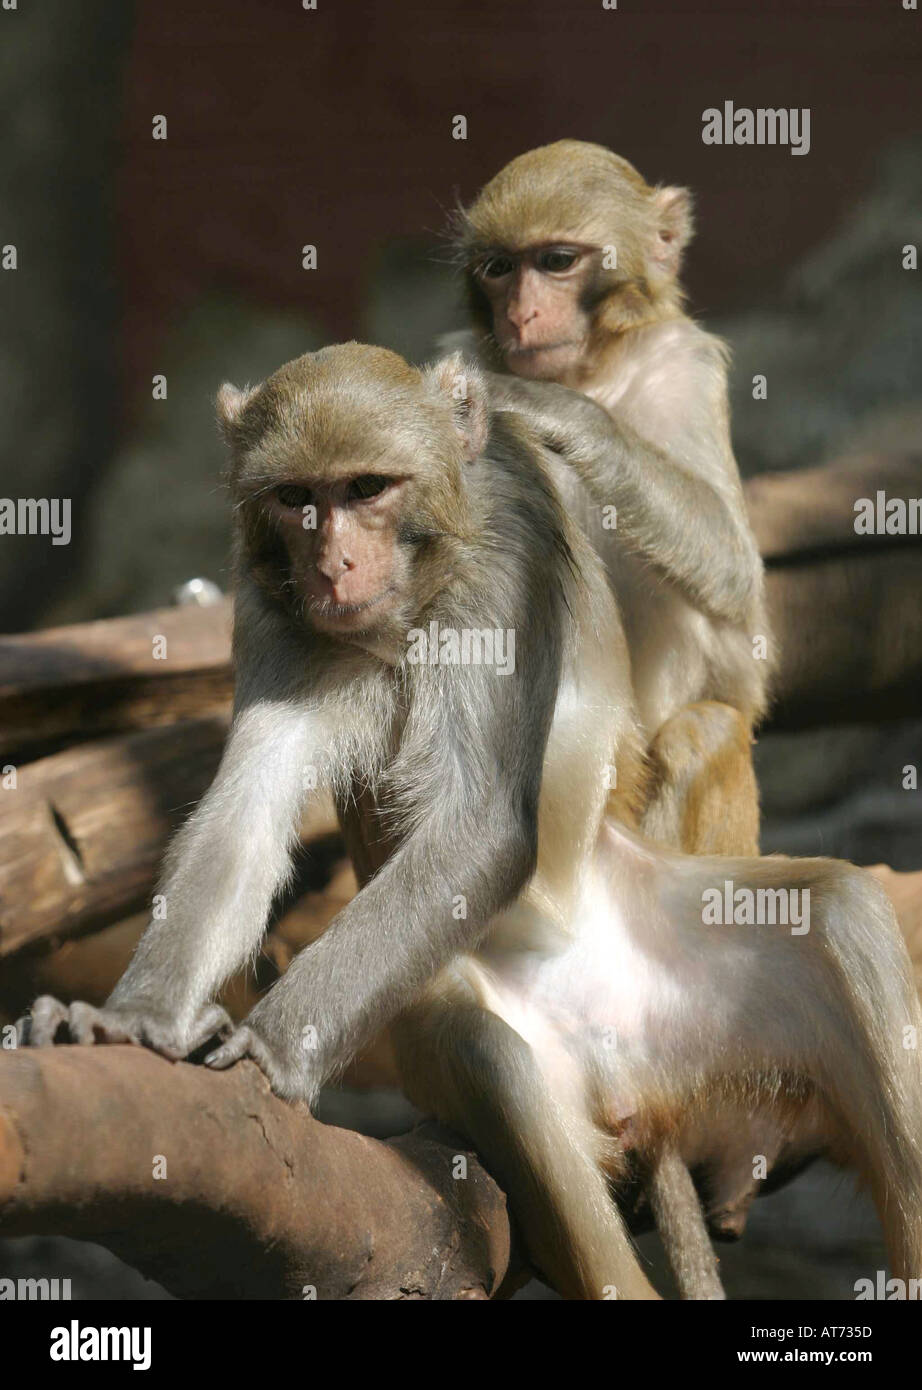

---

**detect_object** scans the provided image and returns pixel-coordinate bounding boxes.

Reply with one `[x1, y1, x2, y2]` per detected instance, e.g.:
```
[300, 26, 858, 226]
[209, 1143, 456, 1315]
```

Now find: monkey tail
[814, 864, 922, 1283]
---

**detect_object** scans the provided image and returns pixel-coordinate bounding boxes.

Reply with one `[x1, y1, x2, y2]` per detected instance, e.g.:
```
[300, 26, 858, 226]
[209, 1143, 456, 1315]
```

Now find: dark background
[1, 0, 920, 1300]
[2, 0, 920, 632]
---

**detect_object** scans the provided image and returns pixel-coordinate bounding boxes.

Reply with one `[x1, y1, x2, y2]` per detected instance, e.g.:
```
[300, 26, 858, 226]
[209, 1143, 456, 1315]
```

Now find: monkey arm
[20, 688, 319, 1056]
[204, 654, 550, 1105]
[110, 700, 316, 1021]
[103, 587, 345, 1040]
[488, 374, 762, 626]
[211, 815, 535, 1105]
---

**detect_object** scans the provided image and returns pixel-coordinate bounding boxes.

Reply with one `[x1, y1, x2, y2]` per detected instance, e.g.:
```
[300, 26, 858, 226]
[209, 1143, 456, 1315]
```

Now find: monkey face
[473, 245, 599, 382]
[219, 344, 486, 647]
[458, 141, 695, 384]
[268, 472, 414, 636]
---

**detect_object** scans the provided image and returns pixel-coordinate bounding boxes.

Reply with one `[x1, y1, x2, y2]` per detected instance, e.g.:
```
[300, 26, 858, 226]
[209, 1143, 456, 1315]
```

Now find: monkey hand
[486, 373, 613, 457]
[15, 995, 233, 1061]
[203, 1008, 320, 1105]
[486, 371, 565, 422]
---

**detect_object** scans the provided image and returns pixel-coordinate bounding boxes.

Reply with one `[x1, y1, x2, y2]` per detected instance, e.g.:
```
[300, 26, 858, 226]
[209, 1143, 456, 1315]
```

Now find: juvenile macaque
[451, 140, 768, 858]
[19, 346, 922, 1300]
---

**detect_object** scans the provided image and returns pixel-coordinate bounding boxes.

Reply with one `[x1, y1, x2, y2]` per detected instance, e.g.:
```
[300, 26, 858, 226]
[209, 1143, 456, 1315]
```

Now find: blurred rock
[51, 296, 322, 623]
[0, 1, 133, 631]
[718, 140, 922, 479]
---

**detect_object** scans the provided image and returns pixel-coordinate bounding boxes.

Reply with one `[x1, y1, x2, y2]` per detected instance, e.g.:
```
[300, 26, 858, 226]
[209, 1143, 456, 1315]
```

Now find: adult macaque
[18, 346, 922, 1300]
[450, 140, 768, 858]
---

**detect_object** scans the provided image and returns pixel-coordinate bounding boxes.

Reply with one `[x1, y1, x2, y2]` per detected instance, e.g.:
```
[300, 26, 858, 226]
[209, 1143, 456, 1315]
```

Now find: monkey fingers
[153, 1002, 235, 1058]
[203, 1026, 253, 1071]
[17, 995, 143, 1048]
[16, 995, 233, 1060]
[204, 1021, 306, 1101]
[16, 995, 77, 1047]
[486, 374, 592, 455]
[484, 372, 543, 413]
[486, 372, 572, 436]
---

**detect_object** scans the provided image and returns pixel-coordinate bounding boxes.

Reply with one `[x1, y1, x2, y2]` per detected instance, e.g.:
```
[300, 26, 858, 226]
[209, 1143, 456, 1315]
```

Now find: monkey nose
[317, 554, 352, 581]
[507, 306, 538, 335]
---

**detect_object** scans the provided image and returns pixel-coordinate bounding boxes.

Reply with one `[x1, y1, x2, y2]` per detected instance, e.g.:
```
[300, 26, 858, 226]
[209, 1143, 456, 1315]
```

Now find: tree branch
[0, 1045, 517, 1300]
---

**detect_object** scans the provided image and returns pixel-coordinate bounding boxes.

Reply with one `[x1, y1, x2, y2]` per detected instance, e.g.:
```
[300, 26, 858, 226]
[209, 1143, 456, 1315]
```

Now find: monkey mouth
[503, 339, 582, 359]
[502, 340, 585, 380]
[307, 588, 396, 628]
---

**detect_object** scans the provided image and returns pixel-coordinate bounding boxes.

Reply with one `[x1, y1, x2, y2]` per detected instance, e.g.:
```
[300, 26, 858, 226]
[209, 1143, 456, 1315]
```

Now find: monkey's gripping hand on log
[201, 989, 324, 1102]
[16, 996, 233, 1060]
[13, 669, 322, 1073]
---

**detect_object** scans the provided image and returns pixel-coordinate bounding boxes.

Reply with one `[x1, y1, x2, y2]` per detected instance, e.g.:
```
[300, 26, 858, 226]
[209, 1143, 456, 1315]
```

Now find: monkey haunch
[20, 345, 922, 1301]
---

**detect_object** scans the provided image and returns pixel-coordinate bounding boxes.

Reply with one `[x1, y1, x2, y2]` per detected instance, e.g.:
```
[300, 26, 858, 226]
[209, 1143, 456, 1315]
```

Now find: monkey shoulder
[626, 317, 729, 394]
[591, 319, 739, 493]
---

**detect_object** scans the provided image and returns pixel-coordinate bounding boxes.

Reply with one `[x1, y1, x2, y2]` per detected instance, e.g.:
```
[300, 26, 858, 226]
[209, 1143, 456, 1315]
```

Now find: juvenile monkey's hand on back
[487, 372, 615, 460]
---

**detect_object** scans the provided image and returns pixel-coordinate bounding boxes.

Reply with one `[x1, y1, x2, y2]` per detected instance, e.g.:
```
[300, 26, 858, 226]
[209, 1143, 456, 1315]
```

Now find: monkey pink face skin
[270, 474, 410, 634]
[476, 245, 596, 381]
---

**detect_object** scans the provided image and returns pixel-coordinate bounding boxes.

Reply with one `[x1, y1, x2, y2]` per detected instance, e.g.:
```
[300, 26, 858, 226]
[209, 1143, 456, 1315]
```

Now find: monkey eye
[275, 484, 314, 509]
[537, 248, 579, 273]
[347, 474, 393, 502]
[480, 254, 515, 279]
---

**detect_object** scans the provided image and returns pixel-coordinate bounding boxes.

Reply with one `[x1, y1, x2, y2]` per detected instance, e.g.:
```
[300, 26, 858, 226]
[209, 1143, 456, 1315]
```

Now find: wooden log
[0, 914, 146, 1018]
[746, 453, 922, 562]
[764, 551, 922, 728]
[0, 599, 233, 757]
[749, 452, 922, 728]
[0, 1045, 516, 1300]
[0, 718, 227, 957]
[0, 709, 347, 962]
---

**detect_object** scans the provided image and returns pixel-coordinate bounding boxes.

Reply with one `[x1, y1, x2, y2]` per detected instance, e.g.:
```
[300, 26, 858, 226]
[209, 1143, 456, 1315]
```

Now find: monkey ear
[424, 352, 489, 462]
[650, 186, 694, 277]
[216, 382, 259, 440]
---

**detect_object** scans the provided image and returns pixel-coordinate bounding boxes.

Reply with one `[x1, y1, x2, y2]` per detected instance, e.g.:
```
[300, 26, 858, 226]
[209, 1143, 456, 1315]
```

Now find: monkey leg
[648, 1148, 725, 1300]
[392, 1001, 659, 1301]
[637, 700, 759, 856]
[607, 707, 768, 1252]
